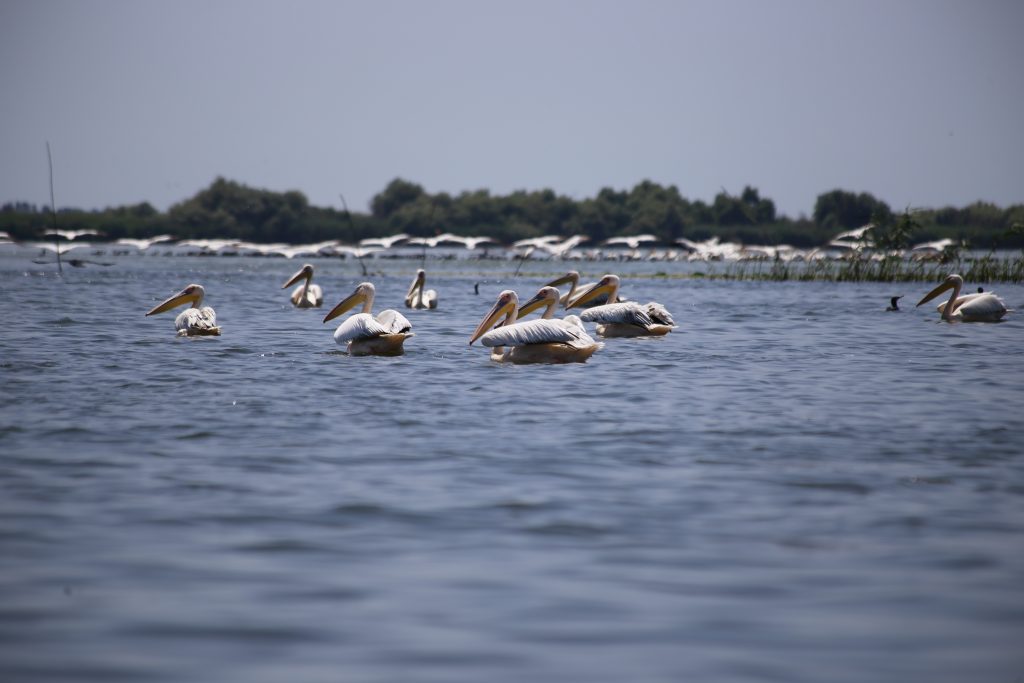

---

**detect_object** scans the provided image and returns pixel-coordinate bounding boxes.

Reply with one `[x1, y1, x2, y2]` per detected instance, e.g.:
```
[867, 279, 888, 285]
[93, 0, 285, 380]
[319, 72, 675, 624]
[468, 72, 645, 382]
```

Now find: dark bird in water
[474, 282, 480, 295]
[886, 295, 903, 311]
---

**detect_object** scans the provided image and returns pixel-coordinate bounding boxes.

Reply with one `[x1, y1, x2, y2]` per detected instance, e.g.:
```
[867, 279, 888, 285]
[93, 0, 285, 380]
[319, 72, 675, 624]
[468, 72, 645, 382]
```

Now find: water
[1, 254, 1023, 682]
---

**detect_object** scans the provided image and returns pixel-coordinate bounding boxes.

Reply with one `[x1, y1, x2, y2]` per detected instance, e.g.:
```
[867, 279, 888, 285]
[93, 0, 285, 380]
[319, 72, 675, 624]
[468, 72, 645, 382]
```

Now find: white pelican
[544, 271, 624, 308]
[323, 282, 413, 356]
[916, 274, 1008, 322]
[566, 274, 675, 337]
[516, 286, 565, 321]
[469, 290, 601, 364]
[282, 263, 324, 308]
[404, 269, 438, 309]
[145, 284, 220, 336]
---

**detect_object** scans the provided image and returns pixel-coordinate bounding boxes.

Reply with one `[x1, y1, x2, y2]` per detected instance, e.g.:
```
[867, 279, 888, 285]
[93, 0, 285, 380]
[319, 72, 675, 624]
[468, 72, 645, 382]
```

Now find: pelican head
[406, 269, 426, 299]
[567, 274, 619, 309]
[544, 271, 579, 289]
[282, 263, 314, 289]
[544, 271, 580, 307]
[146, 284, 205, 316]
[324, 282, 375, 323]
[517, 286, 560, 319]
[916, 274, 963, 308]
[469, 290, 518, 345]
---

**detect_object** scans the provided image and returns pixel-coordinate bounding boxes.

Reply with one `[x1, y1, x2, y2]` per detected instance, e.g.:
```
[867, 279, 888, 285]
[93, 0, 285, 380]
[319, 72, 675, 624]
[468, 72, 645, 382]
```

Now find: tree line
[3, 177, 1023, 249]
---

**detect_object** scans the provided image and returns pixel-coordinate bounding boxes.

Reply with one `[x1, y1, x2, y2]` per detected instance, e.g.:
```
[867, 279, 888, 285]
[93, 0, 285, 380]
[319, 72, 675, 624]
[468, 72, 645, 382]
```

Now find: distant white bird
[566, 274, 676, 337]
[360, 234, 410, 249]
[406, 236, 445, 248]
[145, 284, 221, 336]
[44, 228, 101, 240]
[114, 235, 176, 251]
[910, 238, 955, 253]
[469, 290, 601, 364]
[176, 238, 237, 253]
[512, 235, 562, 250]
[282, 263, 324, 308]
[539, 235, 589, 258]
[603, 234, 659, 250]
[832, 224, 875, 242]
[405, 269, 438, 309]
[456, 236, 497, 250]
[333, 245, 384, 259]
[916, 273, 1008, 322]
[323, 282, 414, 355]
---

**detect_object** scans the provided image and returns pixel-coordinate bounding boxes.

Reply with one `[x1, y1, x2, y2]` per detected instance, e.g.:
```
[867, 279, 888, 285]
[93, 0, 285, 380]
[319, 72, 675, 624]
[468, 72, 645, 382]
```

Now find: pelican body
[282, 263, 323, 308]
[469, 290, 601, 364]
[566, 274, 675, 337]
[405, 269, 438, 309]
[916, 274, 1008, 322]
[323, 282, 413, 355]
[145, 284, 221, 336]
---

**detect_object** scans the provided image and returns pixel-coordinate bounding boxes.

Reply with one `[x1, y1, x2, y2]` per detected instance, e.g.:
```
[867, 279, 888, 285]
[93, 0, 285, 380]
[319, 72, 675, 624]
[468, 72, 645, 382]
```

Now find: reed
[698, 253, 1024, 283]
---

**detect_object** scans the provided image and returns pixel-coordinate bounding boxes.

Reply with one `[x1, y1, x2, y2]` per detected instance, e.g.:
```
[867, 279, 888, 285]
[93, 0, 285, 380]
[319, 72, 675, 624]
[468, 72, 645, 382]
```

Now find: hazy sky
[2, 0, 1022, 218]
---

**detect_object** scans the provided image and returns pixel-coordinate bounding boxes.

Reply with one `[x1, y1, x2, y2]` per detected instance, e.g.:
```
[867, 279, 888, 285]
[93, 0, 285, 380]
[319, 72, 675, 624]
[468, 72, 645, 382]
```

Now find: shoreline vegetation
[3, 177, 1023, 282]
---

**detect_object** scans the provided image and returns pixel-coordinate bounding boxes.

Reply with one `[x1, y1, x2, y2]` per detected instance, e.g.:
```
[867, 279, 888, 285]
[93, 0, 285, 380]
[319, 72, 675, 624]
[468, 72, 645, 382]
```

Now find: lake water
[1, 254, 1023, 682]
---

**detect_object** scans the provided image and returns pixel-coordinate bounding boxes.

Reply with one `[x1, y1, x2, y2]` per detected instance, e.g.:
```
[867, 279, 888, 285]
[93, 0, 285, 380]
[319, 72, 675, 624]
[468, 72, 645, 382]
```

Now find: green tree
[813, 189, 891, 231]
[370, 178, 427, 220]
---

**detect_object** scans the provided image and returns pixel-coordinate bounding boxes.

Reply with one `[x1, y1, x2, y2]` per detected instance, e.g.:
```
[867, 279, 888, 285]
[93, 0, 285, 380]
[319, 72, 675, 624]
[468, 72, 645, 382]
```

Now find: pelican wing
[291, 283, 324, 307]
[645, 302, 675, 326]
[308, 284, 324, 306]
[579, 302, 654, 328]
[936, 292, 984, 313]
[479, 318, 588, 348]
[333, 313, 389, 343]
[175, 307, 219, 335]
[956, 293, 1007, 320]
[376, 309, 413, 335]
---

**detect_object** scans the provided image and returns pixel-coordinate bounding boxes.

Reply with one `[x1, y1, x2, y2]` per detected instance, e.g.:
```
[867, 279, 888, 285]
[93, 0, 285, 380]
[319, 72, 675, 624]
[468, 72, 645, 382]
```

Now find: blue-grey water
[1, 254, 1023, 682]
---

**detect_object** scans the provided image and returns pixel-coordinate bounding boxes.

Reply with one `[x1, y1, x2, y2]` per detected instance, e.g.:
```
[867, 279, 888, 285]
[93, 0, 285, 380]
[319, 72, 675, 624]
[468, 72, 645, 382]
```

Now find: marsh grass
[705, 253, 1024, 283]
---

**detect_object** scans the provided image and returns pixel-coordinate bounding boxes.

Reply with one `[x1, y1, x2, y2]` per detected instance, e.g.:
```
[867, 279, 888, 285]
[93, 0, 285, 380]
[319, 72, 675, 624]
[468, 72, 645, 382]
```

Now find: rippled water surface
[2, 255, 1023, 682]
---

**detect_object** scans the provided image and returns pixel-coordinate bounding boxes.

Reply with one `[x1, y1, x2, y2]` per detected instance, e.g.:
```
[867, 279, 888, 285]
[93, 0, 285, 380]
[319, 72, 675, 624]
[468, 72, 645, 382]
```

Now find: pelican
[925, 285, 993, 316]
[544, 271, 624, 308]
[566, 274, 675, 337]
[516, 286, 565, 321]
[323, 282, 413, 355]
[145, 284, 220, 336]
[404, 269, 438, 309]
[886, 296, 902, 311]
[916, 274, 1008, 322]
[282, 263, 324, 308]
[469, 290, 601, 364]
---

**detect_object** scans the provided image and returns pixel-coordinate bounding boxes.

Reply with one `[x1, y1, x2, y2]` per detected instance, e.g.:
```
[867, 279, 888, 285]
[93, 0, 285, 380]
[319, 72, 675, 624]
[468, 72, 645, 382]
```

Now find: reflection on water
[1, 255, 1023, 682]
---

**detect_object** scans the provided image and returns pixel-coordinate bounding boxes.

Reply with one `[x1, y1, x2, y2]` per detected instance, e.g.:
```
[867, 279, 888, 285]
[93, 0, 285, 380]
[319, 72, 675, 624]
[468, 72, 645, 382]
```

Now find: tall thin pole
[338, 193, 368, 277]
[46, 142, 62, 275]
[513, 247, 531, 277]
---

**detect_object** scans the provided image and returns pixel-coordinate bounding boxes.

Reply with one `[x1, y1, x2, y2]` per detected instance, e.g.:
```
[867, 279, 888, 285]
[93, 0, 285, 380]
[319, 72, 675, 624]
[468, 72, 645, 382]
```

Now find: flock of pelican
[144, 268, 1010, 361]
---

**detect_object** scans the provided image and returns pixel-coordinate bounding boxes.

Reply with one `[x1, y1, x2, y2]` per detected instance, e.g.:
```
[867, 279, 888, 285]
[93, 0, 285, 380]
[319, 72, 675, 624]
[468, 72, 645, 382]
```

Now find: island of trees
[3, 177, 1023, 250]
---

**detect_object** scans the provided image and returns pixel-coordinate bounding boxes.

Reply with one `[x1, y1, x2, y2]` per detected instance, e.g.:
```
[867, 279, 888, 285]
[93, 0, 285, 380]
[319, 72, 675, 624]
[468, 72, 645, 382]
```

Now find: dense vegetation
[3, 177, 1023, 249]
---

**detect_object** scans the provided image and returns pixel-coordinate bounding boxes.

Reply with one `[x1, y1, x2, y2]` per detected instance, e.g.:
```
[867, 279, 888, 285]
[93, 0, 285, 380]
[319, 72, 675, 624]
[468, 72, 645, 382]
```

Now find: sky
[1, 0, 1022, 218]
